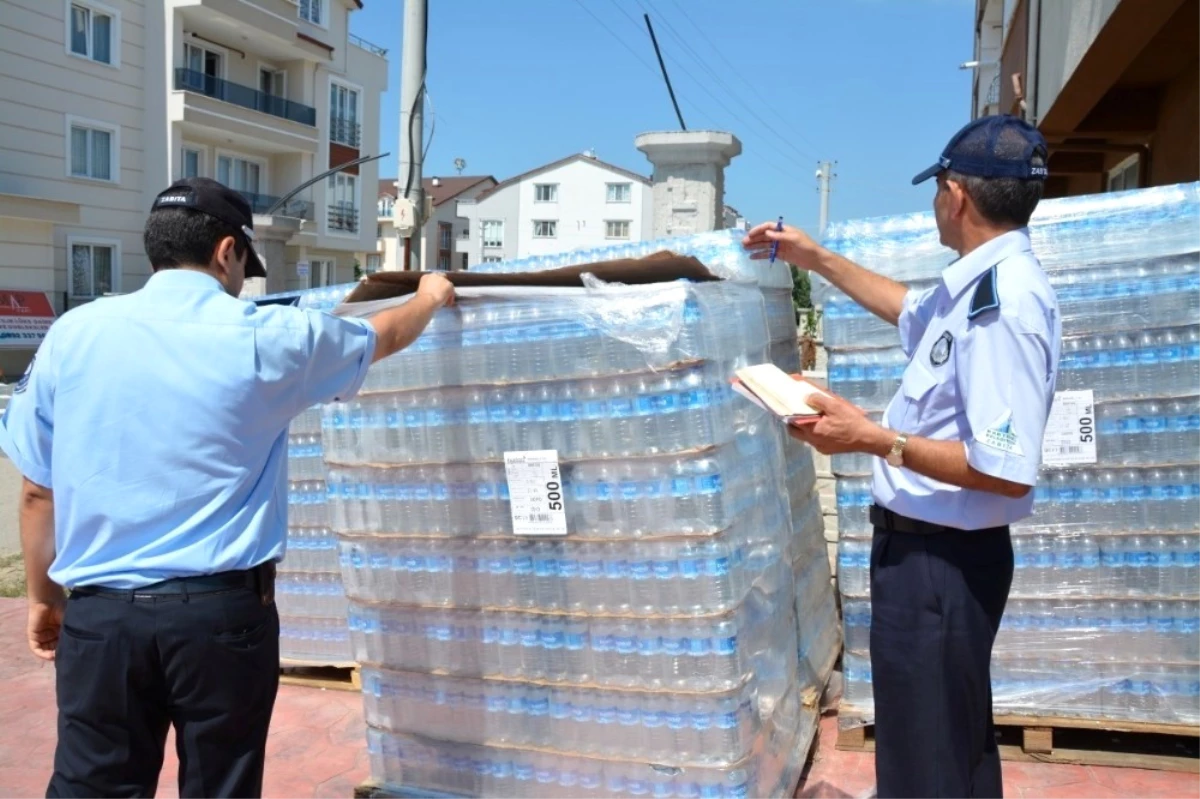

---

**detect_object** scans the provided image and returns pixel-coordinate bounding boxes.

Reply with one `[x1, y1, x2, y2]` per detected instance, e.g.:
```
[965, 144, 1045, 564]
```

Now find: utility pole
[398, 0, 427, 270]
[816, 160, 836, 237]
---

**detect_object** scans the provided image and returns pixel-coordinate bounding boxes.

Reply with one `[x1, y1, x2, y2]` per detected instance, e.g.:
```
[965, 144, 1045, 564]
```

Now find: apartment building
[971, 0, 1197, 196]
[0, 0, 387, 372]
[455, 152, 653, 269]
[375, 174, 496, 272]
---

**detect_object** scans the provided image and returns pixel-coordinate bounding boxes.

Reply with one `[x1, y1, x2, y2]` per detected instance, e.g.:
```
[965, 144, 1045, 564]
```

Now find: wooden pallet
[279, 660, 361, 692]
[836, 713, 1199, 773]
[354, 781, 463, 798]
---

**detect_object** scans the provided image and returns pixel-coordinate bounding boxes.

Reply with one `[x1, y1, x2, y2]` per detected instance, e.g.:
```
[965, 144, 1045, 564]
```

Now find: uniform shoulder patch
[977, 409, 1023, 456]
[13, 355, 34, 394]
[968, 264, 1000, 320]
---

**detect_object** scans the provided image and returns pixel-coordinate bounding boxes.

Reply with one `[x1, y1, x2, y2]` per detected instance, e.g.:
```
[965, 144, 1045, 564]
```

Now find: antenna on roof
[454, 157, 466, 175]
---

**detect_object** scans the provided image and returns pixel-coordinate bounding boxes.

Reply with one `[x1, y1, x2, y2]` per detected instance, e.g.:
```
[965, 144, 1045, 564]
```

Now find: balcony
[237, 192, 313, 220]
[328, 204, 360, 234]
[175, 68, 316, 126]
[329, 117, 362, 149]
[349, 33, 388, 57]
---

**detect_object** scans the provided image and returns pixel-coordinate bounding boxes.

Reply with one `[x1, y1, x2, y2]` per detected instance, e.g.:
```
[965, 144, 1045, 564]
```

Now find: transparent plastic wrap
[1057, 324, 1200, 401]
[364, 688, 814, 799]
[323, 364, 745, 466]
[336, 281, 771, 395]
[794, 552, 840, 693]
[280, 399, 354, 662]
[279, 615, 354, 662]
[468, 228, 795, 290]
[820, 252, 1199, 353]
[325, 446, 792, 540]
[332, 277, 829, 796]
[817, 182, 1200, 299]
[337, 532, 791, 617]
[349, 585, 797, 693]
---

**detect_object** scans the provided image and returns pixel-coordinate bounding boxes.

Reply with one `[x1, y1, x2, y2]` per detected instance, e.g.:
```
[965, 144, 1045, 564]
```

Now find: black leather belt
[870, 504, 1007, 536]
[72, 562, 276, 603]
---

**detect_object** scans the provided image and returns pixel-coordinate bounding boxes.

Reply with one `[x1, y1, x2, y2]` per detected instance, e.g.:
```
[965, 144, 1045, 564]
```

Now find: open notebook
[732, 363, 827, 425]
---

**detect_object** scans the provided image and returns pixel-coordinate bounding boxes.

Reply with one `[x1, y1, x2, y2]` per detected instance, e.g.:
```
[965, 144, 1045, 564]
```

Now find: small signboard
[0, 291, 55, 349]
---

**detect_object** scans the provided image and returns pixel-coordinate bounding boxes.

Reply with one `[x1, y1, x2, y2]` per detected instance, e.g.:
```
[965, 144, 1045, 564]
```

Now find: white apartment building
[375, 175, 496, 272]
[455, 152, 653, 269]
[0, 0, 387, 373]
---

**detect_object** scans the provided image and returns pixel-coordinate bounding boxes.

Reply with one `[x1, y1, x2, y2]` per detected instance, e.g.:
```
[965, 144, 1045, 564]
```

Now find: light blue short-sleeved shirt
[0, 269, 376, 588]
[872, 228, 1062, 530]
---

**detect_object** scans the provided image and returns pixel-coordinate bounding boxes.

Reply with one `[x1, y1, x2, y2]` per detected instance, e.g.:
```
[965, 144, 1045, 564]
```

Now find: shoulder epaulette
[967, 264, 1000, 320]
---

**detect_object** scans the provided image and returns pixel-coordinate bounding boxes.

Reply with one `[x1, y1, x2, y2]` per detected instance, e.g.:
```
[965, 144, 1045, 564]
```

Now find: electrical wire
[403, 0, 428, 199]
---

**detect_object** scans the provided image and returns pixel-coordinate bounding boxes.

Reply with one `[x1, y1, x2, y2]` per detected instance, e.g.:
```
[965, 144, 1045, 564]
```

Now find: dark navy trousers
[869, 523, 1014, 798]
[48, 584, 279, 798]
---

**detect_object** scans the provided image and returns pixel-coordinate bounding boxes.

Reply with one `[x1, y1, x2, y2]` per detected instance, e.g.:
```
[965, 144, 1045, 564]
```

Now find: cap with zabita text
[912, 115, 1049, 186]
[150, 177, 267, 278]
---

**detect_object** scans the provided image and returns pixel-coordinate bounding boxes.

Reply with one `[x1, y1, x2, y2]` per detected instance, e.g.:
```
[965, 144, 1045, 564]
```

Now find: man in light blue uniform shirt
[745, 116, 1061, 797]
[1, 178, 454, 798]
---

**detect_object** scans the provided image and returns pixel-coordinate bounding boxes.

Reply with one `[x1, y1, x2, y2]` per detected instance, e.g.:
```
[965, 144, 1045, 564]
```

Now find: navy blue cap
[912, 114, 1049, 185]
[150, 177, 267, 278]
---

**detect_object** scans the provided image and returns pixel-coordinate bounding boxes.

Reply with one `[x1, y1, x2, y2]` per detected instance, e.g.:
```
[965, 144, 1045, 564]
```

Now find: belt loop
[126, 588, 135, 603]
[181, 581, 189, 604]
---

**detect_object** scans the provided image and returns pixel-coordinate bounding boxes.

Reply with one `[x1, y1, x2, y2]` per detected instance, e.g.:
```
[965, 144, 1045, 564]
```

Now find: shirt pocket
[898, 359, 938, 430]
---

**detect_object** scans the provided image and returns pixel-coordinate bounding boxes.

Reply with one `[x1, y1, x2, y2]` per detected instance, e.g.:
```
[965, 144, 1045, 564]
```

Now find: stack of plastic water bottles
[329, 265, 835, 797]
[252, 285, 360, 663]
[822, 182, 1200, 731]
[471, 228, 841, 697]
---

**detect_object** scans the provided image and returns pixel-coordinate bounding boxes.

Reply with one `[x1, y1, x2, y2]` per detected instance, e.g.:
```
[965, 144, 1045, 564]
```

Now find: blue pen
[768, 216, 783, 264]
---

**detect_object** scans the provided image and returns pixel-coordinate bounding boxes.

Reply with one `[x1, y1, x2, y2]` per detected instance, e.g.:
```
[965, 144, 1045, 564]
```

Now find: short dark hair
[144, 207, 247, 270]
[945, 171, 1044, 228]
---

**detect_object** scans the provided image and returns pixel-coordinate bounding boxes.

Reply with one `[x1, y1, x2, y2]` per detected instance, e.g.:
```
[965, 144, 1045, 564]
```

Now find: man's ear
[945, 179, 969, 220]
[212, 235, 238, 276]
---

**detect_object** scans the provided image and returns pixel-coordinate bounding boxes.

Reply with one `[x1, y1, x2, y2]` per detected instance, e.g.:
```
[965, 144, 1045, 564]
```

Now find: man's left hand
[788, 390, 888, 456]
[28, 598, 65, 661]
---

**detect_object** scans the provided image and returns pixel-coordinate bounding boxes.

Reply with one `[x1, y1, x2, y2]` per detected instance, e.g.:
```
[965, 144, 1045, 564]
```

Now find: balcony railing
[175, 68, 317, 126]
[328, 204, 360, 233]
[329, 117, 362, 148]
[986, 73, 1001, 106]
[349, 33, 388, 57]
[236, 192, 313, 220]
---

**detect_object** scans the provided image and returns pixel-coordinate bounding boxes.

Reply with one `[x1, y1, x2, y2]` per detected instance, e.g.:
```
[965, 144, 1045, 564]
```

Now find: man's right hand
[416, 273, 455, 308]
[743, 222, 825, 272]
[28, 598, 65, 661]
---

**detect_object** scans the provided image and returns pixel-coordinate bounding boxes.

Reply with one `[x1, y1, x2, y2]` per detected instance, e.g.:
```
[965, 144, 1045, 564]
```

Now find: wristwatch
[885, 433, 909, 467]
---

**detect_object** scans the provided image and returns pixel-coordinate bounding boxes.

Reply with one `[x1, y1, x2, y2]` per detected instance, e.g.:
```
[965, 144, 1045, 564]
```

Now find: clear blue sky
[350, 0, 976, 231]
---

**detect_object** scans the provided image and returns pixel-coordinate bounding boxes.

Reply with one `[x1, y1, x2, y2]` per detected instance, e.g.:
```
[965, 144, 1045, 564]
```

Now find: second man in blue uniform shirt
[1, 178, 456, 798]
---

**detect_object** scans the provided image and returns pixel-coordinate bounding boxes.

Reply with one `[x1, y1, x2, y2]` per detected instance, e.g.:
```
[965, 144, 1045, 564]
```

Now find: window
[481, 220, 504, 248]
[67, 118, 117, 182]
[438, 223, 453, 250]
[259, 66, 286, 98]
[605, 220, 631, 240]
[68, 238, 118, 298]
[378, 195, 394, 217]
[1107, 155, 1140, 193]
[461, 253, 469, 270]
[482, 256, 502, 263]
[328, 173, 359, 233]
[217, 154, 262, 197]
[534, 183, 558, 202]
[606, 183, 632, 203]
[437, 253, 451, 271]
[183, 43, 223, 83]
[330, 83, 360, 147]
[298, 0, 325, 26]
[461, 220, 469, 239]
[68, 2, 117, 66]
[309, 259, 335, 288]
[533, 220, 557, 239]
[365, 254, 382, 274]
[181, 147, 202, 179]
[376, 223, 383, 238]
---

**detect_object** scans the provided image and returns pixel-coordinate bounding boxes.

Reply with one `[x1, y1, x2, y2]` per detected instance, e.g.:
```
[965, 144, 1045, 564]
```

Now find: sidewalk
[0, 598, 1194, 798]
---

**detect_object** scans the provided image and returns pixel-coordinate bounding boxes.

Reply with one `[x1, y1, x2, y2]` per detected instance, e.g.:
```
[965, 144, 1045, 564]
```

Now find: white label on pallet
[1042, 389, 1098, 467]
[503, 450, 568, 536]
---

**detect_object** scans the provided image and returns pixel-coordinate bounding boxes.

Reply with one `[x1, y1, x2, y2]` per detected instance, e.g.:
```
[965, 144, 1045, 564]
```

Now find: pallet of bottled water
[820, 182, 1200, 733]
[328, 277, 833, 797]
[252, 284, 360, 664]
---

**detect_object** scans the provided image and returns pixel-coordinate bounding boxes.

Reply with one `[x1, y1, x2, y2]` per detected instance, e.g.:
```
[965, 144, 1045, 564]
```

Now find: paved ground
[0, 458, 22, 555]
[0, 597, 1194, 798]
